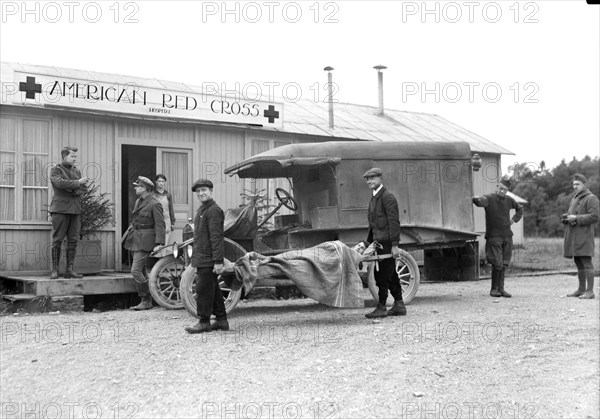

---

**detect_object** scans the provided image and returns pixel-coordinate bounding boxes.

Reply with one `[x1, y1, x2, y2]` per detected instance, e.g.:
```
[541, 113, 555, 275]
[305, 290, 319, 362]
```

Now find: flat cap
[192, 178, 214, 191]
[573, 173, 587, 183]
[499, 178, 512, 189]
[363, 167, 383, 178]
[133, 176, 154, 190]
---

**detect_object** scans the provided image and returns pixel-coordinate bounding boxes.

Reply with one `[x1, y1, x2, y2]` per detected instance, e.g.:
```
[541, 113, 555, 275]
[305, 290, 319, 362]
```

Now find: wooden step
[1, 273, 136, 297]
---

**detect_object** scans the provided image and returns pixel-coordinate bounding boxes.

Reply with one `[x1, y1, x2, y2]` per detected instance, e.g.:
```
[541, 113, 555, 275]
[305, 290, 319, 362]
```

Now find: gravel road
[1, 274, 598, 419]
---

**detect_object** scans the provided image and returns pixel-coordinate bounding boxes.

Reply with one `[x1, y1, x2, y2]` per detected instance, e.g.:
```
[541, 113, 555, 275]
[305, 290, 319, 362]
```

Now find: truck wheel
[368, 249, 420, 305]
[180, 263, 242, 318]
[148, 255, 185, 309]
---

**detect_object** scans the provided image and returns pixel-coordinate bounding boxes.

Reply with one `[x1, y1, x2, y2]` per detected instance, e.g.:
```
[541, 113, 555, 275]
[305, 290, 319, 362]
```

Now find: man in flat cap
[123, 176, 166, 310]
[363, 167, 406, 318]
[563, 173, 599, 299]
[49, 146, 90, 279]
[185, 178, 228, 334]
[473, 178, 523, 298]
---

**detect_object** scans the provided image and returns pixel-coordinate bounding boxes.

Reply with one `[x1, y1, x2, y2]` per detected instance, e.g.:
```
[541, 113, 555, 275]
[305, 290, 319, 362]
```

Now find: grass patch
[509, 237, 600, 272]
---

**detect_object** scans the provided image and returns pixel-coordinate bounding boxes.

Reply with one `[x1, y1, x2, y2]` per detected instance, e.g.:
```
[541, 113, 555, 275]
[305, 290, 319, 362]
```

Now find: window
[0, 116, 51, 223]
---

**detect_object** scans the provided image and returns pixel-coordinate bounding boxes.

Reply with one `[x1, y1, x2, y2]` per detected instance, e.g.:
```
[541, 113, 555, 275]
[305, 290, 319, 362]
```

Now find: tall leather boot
[64, 249, 83, 278]
[498, 268, 512, 298]
[50, 247, 60, 279]
[579, 270, 595, 299]
[567, 270, 586, 297]
[490, 268, 502, 297]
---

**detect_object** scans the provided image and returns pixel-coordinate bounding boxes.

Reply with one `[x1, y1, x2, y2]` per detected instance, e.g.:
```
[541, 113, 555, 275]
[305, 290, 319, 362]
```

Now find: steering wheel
[275, 188, 298, 211]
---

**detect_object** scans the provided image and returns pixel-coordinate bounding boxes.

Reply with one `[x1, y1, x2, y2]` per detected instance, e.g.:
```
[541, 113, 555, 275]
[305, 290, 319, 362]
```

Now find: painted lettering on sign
[7, 73, 284, 128]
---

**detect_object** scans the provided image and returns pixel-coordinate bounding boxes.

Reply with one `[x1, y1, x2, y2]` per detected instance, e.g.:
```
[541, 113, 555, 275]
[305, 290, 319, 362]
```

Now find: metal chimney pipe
[374, 65, 387, 116]
[324, 66, 334, 129]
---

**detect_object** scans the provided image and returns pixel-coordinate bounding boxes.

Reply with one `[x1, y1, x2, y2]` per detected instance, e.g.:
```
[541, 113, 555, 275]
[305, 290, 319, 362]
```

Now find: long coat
[191, 199, 225, 268]
[367, 186, 401, 246]
[563, 188, 599, 257]
[123, 193, 166, 252]
[49, 163, 85, 214]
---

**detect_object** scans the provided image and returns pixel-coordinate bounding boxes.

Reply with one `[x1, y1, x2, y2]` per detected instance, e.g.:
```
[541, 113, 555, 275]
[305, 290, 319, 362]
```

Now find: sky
[1, 0, 598, 174]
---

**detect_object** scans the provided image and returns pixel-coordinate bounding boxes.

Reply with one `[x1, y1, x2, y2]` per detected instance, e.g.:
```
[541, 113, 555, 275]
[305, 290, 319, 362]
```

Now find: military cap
[191, 178, 214, 191]
[363, 167, 383, 178]
[573, 173, 587, 183]
[133, 176, 154, 190]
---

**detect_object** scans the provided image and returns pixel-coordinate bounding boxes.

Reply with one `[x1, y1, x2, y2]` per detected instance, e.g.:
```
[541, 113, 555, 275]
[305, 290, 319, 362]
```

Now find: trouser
[485, 236, 513, 269]
[374, 241, 403, 304]
[51, 213, 81, 251]
[131, 250, 151, 297]
[196, 267, 227, 323]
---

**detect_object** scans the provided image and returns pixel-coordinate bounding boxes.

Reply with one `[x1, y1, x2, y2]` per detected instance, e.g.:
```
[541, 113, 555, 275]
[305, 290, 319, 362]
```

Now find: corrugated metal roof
[1, 61, 512, 154]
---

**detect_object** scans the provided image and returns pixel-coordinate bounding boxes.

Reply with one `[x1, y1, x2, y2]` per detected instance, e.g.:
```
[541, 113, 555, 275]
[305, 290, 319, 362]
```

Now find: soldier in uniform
[185, 178, 227, 334]
[363, 167, 406, 318]
[123, 176, 166, 310]
[473, 178, 523, 298]
[49, 146, 90, 279]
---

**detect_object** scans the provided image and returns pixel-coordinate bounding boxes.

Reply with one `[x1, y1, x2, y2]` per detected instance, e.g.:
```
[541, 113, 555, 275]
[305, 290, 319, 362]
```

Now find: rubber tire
[180, 262, 242, 319]
[148, 255, 185, 309]
[367, 249, 420, 305]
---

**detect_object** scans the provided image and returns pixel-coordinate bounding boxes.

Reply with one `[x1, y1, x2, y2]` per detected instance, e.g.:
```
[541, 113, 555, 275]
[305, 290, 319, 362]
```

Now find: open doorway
[121, 145, 156, 266]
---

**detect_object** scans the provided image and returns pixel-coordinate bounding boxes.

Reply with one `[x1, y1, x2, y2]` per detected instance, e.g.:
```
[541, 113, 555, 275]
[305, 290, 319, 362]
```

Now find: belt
[133, 224, 153, 230]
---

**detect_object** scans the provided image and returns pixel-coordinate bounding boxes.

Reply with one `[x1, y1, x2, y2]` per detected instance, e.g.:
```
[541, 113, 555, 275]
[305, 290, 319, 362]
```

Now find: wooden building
[0, 62, 515, 275]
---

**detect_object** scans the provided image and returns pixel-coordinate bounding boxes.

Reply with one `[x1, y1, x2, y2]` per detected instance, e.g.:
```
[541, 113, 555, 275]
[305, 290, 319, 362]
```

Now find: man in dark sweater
[363, 167, 406, 318]
[473, 179, 524, 297]
[185, 178, 227, 334]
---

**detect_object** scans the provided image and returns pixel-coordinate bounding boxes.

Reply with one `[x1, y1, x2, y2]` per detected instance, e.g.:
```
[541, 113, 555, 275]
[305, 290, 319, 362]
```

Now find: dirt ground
[1, 274, 598, 419]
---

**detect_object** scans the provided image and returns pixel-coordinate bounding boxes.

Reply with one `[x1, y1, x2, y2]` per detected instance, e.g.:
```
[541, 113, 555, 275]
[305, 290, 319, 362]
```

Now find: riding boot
[498, 268, 512, 298]
[579, 270, 595, 299]
[64, 249, 83, 278]
[567, 270, 586, 297]
[490, 268, 502, 297]
[50, 247, 60, 279]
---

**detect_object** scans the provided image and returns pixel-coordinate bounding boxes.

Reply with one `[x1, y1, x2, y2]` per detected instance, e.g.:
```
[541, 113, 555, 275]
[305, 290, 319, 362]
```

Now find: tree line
[509, 156, 599, 237]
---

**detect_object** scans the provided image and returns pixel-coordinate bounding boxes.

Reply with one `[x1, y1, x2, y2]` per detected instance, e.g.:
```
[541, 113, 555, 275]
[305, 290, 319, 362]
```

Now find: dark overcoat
[191, 199, 225, 268]
[563, 188, 599, 257]
[123, 193, 166, 252]
[367, 186, 401, 246]
[49, 163, 85, 214]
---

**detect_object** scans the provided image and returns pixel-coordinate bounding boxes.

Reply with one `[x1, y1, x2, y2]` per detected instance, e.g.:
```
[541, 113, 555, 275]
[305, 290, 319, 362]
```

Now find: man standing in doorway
[363, 168, 406, 318]
[49, 146, 90, 279]
[185, 178, 227, 334]
[473, 178, 523, 298]
[123, 176, 166, 310]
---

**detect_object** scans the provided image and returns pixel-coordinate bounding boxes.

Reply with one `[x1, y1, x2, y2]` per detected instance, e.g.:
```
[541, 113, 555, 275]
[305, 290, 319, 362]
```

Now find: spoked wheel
[148, 255, 185, 309]
[180, 238, 247, 318]
[368, 249, 420, 304]
[180, 262, 243, 319]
